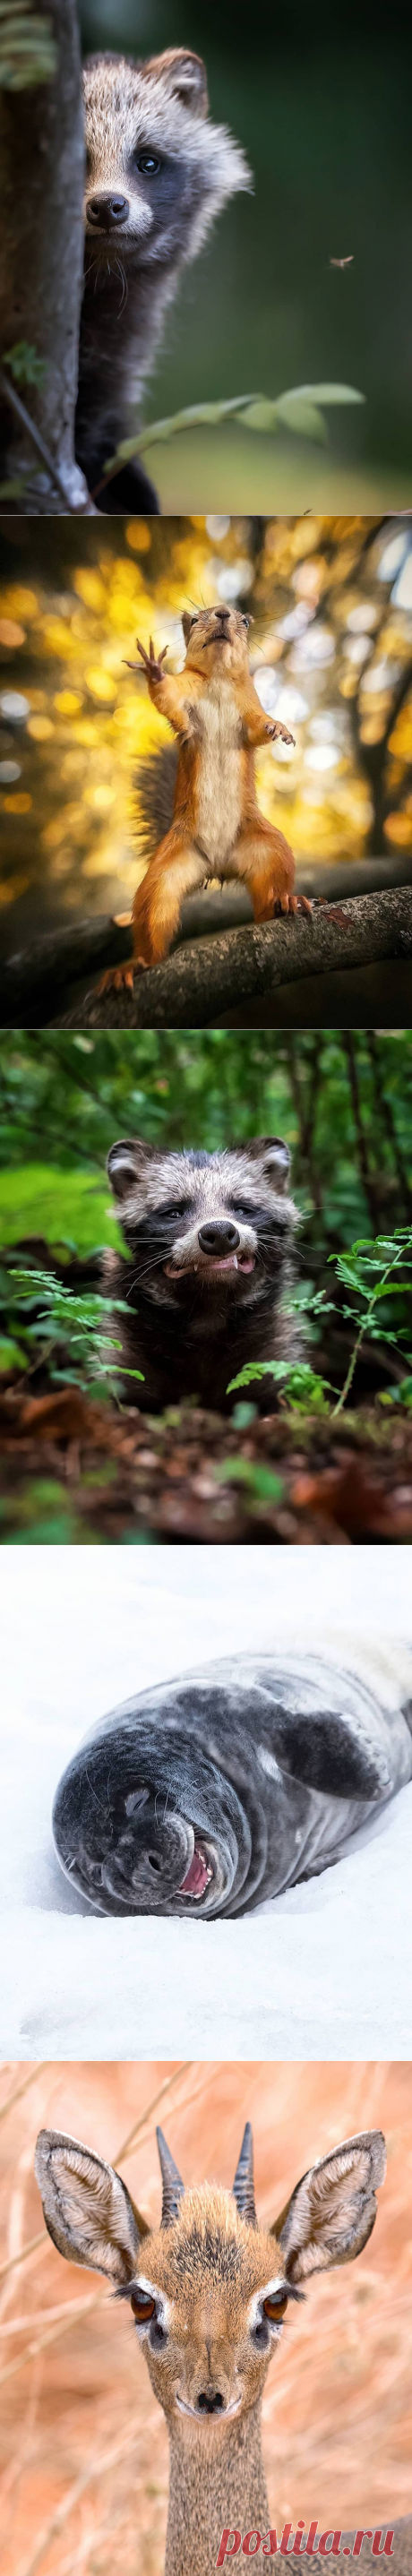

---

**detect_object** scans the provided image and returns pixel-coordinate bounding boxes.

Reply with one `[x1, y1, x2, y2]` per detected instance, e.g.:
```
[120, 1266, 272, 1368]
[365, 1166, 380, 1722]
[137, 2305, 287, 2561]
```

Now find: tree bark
[0, 0, 90, 511]
[2, 887, 411, 1027]
[23, 882, 412, 1026]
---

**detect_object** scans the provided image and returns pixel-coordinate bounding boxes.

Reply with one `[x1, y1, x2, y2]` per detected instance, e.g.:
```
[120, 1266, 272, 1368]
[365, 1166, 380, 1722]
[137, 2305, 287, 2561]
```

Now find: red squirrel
[107, 604, 312, 991]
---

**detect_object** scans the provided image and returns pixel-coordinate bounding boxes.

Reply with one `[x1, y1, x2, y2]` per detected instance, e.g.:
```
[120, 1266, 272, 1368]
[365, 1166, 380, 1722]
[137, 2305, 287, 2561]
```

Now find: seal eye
[135, 152, 162, 175]
[131, 2290, 156, 2323]
[262, 2294, 288, 2321]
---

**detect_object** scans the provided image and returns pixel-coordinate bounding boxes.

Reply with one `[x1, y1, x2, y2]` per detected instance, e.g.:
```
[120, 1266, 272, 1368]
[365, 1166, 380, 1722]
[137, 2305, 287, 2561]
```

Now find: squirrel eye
[131, 2291, 156, 2323]
[263, 2294, 288, 2321]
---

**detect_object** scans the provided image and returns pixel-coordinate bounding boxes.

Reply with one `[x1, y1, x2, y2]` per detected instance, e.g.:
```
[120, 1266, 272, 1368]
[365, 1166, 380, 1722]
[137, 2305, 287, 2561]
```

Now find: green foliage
[7, 1265, 143, 1398]
[227, 1358, 333, 1413]
[213, 1455, 284, 1504]
[0, 1480, 98, 1542]
[329, 1229, 412, 1413]
[0, 1, 56, 88]
[3, 341, 47, 386]
[101, 382, 364, 490]
[0, 1163, 120, 1253]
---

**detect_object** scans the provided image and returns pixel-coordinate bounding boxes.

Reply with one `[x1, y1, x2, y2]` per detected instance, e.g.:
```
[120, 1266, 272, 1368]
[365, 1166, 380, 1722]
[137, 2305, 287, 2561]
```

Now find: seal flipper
[268, 1710, 390, 1802]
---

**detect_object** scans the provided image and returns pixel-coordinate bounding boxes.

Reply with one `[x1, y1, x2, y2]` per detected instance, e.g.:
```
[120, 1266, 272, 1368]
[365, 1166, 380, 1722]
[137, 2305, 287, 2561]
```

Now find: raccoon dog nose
[198, 1223, 240, 1253]
[197, 2391, 224, 2413]
[87, 193, 130, 228]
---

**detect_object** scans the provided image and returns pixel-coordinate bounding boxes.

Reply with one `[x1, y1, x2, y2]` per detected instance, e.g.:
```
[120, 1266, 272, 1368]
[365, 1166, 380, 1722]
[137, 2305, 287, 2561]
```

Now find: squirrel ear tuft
[148, 51, 209, 116]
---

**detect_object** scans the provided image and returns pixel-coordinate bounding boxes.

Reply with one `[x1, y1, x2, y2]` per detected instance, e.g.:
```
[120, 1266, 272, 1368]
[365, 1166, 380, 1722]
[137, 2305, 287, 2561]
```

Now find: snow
[1, 1549, 411, 2058]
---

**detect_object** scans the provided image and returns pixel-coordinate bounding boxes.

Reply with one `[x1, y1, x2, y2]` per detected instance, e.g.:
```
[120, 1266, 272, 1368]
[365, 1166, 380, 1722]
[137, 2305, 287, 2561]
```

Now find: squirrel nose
[197, 2391, 225, 2414]
[198, 1223, 240, 1253]
[87, 193, 130, 228]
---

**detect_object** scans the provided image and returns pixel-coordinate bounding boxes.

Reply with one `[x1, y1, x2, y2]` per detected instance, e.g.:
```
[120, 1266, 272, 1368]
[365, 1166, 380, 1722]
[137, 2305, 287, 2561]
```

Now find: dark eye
[131, 2290, 156, 2323]
[263, 2295, 288, 2321]
[135, 152, 162, 175]
[164, 1202, 191, 1221]
[231, 1202, 256, 1221]
[243, 616, 251, 629]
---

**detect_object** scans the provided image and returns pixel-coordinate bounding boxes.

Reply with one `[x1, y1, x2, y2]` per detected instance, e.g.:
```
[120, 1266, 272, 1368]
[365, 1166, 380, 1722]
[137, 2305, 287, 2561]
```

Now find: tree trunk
[0, 0, 90, 511]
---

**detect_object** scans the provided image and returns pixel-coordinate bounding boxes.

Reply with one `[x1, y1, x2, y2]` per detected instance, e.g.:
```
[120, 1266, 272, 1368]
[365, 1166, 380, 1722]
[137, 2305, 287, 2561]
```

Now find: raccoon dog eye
[135, 152, 162, 176]
[131, 2290, 157, 2323]
[163, 1202, 191, 1221]
[263, 2295, 288, 2321]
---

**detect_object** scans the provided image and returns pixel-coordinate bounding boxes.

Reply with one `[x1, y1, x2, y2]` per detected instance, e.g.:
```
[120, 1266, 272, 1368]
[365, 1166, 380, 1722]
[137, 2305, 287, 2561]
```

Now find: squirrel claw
[133, 633, 168, 683]
[266, 721, 296, 747]
[99, 962, 137, 997]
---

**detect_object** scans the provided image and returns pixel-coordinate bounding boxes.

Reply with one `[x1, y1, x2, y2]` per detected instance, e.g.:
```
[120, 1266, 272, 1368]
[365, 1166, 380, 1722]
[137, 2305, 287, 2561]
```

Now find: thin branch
[0, 2063, 49, 2125]
[116, 2061, 191, 2163]
[16, 2424, 141, 2576]
[0, 368, 91, 514]
[0, 2288, 104, 2391]
[0, 2231, 46, 2286]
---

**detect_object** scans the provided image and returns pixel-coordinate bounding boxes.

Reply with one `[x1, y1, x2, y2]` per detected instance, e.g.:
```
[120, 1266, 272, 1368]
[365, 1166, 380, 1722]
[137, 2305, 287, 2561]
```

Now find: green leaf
[4, 339, 47, 387]
[284, 382, 365, 405]
[272, 397, 328, 442]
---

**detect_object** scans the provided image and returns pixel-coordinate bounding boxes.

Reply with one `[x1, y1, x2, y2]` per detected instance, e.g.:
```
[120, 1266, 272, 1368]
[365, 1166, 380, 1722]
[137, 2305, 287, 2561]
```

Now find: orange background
[1, 2059, 411, 2576]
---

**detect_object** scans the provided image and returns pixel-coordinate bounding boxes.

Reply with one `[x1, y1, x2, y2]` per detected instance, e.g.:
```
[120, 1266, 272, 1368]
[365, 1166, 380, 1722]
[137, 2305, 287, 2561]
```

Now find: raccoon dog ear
[147, 50, 209, 116]
[246, 1138, 291, 1191]
[107, 1139, 155, 1198]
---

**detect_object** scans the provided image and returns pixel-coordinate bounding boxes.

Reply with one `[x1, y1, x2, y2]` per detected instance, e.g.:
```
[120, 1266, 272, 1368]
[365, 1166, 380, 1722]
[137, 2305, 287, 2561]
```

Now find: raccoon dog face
[107, 1138, 296, 1311]
[82, 49, 251, 261]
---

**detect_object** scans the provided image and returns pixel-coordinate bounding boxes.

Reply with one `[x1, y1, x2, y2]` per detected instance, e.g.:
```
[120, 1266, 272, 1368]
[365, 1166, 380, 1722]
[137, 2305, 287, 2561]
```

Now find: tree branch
[2, 886, 411, 1027]
[51, 884, 412, 1027]
[0, 0, 91, 512]
[0, 365, 90, 512]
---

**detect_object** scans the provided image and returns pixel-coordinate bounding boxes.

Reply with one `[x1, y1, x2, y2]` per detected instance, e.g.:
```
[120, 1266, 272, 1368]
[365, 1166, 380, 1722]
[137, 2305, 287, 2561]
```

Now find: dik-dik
[35, 2123, 411, 2575]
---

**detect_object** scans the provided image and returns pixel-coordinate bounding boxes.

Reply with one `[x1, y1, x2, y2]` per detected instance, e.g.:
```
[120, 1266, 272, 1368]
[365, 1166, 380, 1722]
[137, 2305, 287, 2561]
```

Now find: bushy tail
[134, 743, 178, 859]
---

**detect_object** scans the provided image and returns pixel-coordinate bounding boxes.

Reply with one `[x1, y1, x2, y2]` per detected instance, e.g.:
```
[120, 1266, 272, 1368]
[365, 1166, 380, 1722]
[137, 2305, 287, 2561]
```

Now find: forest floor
[1, 1379, 412, 1542]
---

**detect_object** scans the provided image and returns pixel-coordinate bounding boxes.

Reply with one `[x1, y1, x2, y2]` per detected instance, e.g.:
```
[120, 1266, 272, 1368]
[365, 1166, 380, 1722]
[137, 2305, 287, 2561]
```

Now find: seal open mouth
[164, 1252, 255, 1279]
[178, 1842, 214, 1899]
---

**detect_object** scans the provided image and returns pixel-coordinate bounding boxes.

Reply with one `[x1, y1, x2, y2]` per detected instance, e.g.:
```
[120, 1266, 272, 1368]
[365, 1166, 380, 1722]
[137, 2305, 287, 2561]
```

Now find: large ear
[241, 1137, 291, 1193]
[271, 2133, 386, 2285]
[146, 50, 208, 116]
[107, 1138, 154, 1200]
[34, 2130, 150, 2282]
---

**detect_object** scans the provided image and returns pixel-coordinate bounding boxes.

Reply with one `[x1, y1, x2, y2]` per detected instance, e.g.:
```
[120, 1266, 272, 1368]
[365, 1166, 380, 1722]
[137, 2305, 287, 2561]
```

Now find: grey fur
[104, 1134, 298, 1413]
[76, 48, 251, 511]
[51, 1644, 412, 1919]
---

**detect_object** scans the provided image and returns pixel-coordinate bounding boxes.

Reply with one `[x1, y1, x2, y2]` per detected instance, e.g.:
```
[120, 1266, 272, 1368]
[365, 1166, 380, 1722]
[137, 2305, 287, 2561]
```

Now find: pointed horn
[157, 2127, 185, 2227]
[232, 2122, 257, 2227]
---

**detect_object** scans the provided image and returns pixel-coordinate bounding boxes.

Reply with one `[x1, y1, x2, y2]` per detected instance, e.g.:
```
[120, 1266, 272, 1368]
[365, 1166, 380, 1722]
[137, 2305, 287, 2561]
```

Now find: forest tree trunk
[0, 0, 90, 511]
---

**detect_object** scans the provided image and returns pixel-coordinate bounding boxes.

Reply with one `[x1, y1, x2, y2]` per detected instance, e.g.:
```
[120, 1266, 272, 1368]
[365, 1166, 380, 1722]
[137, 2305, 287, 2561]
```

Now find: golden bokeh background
[0, 514, 411, 957]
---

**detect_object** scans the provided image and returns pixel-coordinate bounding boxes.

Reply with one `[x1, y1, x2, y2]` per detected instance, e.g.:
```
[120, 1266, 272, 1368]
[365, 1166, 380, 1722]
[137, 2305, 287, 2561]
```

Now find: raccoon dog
[77, 48, 251, 511]
[106, 1133, 298, 1413]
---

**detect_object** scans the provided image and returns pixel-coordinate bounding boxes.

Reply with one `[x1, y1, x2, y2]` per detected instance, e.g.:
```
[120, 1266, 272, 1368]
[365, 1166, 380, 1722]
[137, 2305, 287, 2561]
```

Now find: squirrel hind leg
[132, 835, 206, 966]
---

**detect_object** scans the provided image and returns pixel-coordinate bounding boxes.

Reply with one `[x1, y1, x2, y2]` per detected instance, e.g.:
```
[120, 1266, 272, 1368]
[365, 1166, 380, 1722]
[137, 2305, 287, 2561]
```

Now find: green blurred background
[76, 0, 412, 508]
